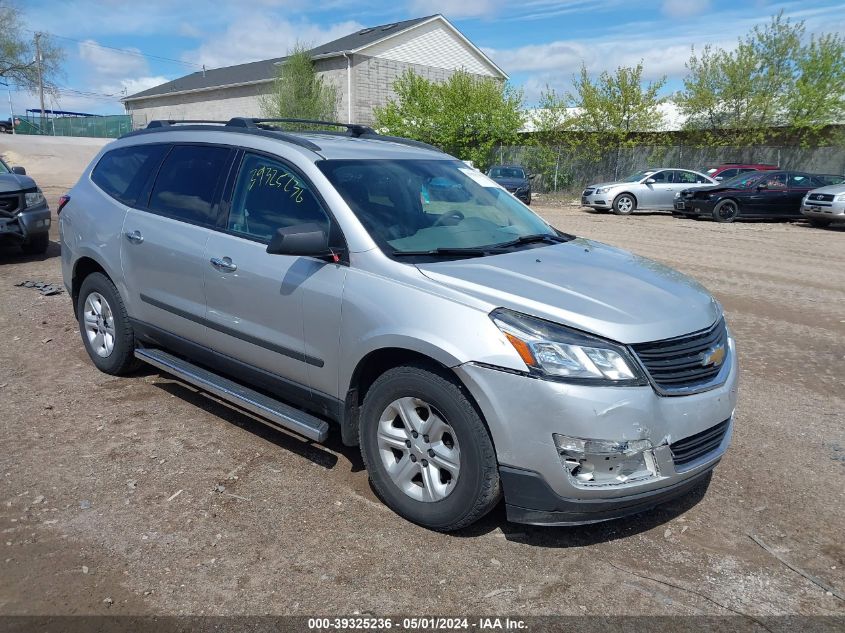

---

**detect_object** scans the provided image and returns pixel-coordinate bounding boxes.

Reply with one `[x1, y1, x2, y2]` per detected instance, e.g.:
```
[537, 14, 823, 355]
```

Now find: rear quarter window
[91, 144, 167, 206]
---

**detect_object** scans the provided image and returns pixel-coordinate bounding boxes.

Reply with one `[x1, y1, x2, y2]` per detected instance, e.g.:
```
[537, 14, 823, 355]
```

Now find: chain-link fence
[12, 114, 135, 138]
[493, 143, 845, 194]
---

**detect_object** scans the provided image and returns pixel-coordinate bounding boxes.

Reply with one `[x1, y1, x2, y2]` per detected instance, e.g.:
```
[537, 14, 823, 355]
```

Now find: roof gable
[123, 14, 506, 102]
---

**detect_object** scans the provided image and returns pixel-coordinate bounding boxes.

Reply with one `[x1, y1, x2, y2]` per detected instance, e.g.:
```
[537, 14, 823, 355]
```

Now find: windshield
[318, 159, 560, 257]
[488, 166, 525, 179]
[0, 159, 9, 174]
[720, 172, 763, 188]
[622, 169, 653, 182]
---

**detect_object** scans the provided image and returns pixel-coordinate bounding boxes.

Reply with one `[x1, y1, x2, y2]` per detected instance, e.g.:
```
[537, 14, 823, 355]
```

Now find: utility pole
[34, 32, 46, 131]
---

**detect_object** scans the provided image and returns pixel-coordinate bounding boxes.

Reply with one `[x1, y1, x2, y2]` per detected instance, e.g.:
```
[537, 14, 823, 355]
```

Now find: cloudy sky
[7, 0, 845, 117]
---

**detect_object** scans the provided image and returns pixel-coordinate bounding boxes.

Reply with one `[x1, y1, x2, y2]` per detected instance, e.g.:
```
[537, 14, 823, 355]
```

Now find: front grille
[810, 193, 834, 202]
[631, 319, 728, 393]
[583, 188, 594, 196]
[0, 194, 19, 217]
[670, 418, 730, 466]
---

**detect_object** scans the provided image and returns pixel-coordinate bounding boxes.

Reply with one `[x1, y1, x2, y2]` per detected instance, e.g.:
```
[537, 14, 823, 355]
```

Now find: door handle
[210, 256, 237, 272]
[125, 230, 144, 244]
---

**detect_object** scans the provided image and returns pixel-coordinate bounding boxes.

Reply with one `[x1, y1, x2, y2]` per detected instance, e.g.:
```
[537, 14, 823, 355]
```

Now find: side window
[227, 153, 330, 242]
[788, 173, 814, 188]
[91, 144, 166, 206]
[718, 168, 738, 180]
[672, 170, 699, 184]
[148, 144, 232, 227]
[648, 171, 668, 183]
[763, 173, 787, 189]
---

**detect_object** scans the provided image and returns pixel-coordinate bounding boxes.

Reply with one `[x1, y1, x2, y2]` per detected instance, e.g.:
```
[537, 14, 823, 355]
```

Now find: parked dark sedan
[487, 164, 532, 205]
[673, 171, 827, 222]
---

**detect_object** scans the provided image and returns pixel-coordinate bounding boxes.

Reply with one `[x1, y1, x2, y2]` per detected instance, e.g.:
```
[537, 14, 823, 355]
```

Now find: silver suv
[60, 118, 738, 531]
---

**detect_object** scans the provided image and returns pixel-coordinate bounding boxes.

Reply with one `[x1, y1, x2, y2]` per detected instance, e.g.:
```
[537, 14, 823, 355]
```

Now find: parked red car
[704, 163, 779, 181]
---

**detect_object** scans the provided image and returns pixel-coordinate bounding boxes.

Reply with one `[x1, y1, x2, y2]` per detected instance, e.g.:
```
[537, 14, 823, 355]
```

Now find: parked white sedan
[581, 168, 717, 214]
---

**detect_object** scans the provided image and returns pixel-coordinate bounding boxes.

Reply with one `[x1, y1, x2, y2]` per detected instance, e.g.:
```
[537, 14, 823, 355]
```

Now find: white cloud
[78, 40, 150, 79]
[409, 0, 505, 18]
[182, 16, 365, 68]
[661, 0, 712, 18]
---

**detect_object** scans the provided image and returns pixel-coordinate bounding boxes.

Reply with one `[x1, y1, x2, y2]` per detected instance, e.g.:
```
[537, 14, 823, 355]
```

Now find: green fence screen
[13, 114, 134, 138]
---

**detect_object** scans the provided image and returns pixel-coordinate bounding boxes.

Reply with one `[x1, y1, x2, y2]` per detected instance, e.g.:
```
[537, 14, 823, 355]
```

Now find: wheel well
[341, 348, 462, 447]
[614, 191, 637, 206]
[71, 257, 108, 310]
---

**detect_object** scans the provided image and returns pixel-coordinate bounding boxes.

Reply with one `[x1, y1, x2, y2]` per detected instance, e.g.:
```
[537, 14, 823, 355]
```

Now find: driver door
[203, 151, 348, 401]
[638, 170, 674, 209]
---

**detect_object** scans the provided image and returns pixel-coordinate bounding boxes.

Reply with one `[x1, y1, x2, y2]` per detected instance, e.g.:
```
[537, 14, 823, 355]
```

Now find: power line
[32, 30, 204, 69]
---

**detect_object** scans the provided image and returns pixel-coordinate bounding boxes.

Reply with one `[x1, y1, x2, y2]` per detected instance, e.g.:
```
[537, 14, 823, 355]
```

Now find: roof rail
[357, 132, 442, 153]
[226, 117, 376, 137]
[146, 119, 227, 128]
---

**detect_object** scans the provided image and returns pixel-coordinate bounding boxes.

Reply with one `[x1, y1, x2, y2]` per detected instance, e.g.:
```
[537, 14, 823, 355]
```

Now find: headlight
[491, 308, 645, 384]
[25, 189, 45, 208]
[594, 186, 611, 194]
[674, 191, 681, 199]
[835, 193, 845, 202]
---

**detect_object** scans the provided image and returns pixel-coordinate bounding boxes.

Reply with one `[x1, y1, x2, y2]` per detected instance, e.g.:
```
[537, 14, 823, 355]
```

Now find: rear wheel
[713, 199, 740, 223]
[77, 273, 139, 375]
[21, 233, 49, 255]
[808, 218, 831, 228]
[612, 193, 636, 215]
[359, 364, 500, 531]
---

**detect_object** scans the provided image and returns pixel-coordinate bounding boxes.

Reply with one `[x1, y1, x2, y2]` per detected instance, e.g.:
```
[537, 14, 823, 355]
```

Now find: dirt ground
[0, 156, 843, 623]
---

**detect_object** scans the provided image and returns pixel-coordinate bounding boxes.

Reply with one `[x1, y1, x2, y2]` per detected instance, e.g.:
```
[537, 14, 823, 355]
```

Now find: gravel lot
[0, 161, 843, 623]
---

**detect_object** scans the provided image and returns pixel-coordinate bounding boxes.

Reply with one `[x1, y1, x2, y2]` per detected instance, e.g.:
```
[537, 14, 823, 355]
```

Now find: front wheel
[359, 365, 501, 531]
[713, 199, 740, 223]
[21, 233, 49, 255]
[808, 218, 831, 228]
[612, 193, 636, 215]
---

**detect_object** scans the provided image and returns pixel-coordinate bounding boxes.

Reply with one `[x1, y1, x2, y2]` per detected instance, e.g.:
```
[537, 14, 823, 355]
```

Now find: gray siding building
[122, 15, 507, 127]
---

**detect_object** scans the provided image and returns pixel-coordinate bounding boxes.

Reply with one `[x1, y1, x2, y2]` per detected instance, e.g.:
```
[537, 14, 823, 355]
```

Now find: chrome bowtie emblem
[701, 344, 726, 367]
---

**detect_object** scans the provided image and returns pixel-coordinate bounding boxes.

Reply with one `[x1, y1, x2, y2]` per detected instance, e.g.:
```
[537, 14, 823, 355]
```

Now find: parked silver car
[582, 168, 717, 214]
[60, 119, 737, 530]
[801, 183, 845, 227]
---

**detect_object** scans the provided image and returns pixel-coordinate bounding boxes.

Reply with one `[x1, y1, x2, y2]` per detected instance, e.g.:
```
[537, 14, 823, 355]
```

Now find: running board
[134, 348, 329, 442]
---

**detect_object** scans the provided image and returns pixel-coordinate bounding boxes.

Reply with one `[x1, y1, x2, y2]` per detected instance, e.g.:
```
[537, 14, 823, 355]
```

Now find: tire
[21, 233, 49, 255]
[612, 193, 636, 215]
[359, 364, 501, 531]
[712, 199, 740, 223]
[808, 218, 831, 228]
[76, 272, 139, 375]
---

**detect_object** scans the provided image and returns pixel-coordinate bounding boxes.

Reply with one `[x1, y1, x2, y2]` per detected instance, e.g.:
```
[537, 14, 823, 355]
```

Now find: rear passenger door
[203, 151, 349, 405]
[121, 143, 235, 346]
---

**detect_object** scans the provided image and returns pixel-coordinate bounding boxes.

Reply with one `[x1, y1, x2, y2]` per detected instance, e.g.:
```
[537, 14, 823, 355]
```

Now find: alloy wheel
[83, 292, 116, 358]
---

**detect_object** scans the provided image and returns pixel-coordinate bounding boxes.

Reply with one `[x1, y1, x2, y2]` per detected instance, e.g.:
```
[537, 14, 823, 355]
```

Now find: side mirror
[645, 178, 656, 185]
[715, 176, 723, 181]
[266, 223, 330, 258]
[11, 166, 26, 175]
[756, 183, 768, 190]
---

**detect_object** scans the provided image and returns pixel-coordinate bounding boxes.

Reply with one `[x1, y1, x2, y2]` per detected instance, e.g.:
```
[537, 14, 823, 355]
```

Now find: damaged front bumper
[0, 206, 51, 242]
[454, 342, 738, 526]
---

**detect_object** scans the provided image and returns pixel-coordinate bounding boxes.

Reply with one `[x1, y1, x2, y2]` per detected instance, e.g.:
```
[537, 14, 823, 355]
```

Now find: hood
[808, 183, 845, 195]
[0, 173, 36, 193]
[416, 238, 720, 344]
[491, 176, 528, 189]
[587, 181, 624, 189]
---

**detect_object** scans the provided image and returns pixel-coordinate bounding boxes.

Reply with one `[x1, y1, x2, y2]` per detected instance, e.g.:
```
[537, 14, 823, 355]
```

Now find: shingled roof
[124, 15, 436, 101]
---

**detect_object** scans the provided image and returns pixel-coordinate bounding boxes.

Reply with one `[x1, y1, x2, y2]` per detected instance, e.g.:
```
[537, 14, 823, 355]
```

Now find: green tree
[259, 44, 338, 125]
[374, 69, 524, 170]
[525, 86, 577, 192]
[677, 12, 845, 145]
[569, 62, 666, 178]
[0, 3, 64, 94]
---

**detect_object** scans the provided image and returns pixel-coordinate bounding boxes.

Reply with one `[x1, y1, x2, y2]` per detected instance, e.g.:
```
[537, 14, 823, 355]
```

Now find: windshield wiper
[392, 247, 499, 258]
[493, 233, 570, 249]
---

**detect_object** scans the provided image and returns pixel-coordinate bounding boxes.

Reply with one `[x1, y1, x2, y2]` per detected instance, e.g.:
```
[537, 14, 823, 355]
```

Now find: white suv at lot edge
[802, 183, 845, 227]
